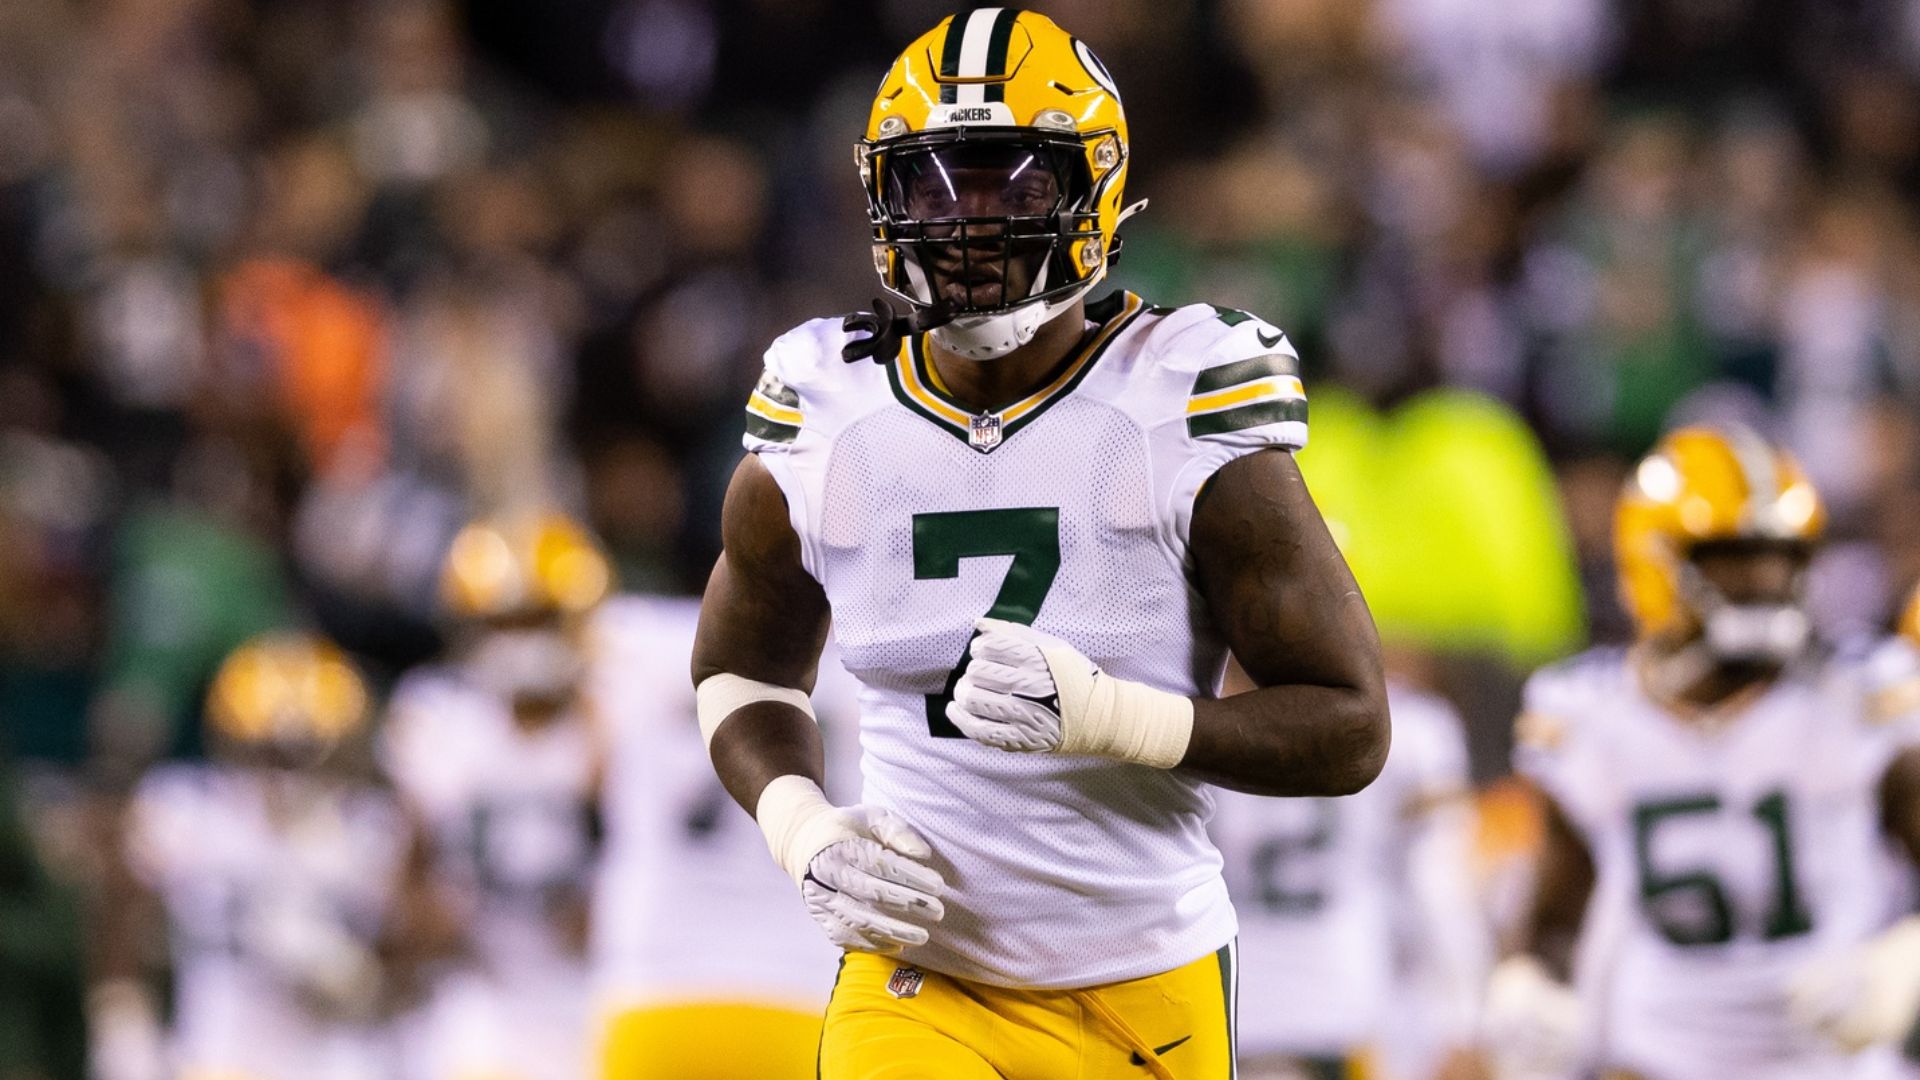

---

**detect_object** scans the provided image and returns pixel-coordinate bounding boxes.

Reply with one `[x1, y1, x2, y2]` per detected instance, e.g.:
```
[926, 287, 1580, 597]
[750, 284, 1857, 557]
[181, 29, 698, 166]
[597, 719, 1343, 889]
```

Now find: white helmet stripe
[953, 8, 1001, 105]
[1725, 426, 1782, 519]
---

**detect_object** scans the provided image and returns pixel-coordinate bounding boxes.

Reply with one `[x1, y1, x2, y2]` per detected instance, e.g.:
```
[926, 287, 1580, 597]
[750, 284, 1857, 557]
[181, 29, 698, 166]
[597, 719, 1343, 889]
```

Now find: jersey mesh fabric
[817, 396, 1232, 988]
[749, 298, 1308, 988]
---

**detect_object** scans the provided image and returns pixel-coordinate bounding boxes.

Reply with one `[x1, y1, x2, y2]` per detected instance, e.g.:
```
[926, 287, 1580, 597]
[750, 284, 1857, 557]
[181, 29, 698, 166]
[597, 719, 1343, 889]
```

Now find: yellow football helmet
[1615, 427, 1825, 644]
[860, 8, 1139, 359]
[440, 512, 612, 621]
[206, 632, 370, 749]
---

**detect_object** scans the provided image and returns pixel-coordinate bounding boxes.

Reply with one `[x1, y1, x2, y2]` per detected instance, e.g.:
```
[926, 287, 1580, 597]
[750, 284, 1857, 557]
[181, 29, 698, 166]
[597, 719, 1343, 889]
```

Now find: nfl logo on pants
[886, 965, 925, 999]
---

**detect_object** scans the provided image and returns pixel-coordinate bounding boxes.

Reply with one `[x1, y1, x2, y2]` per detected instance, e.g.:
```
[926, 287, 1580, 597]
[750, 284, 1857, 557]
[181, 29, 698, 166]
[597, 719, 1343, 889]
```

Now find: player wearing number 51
[1489, 427, 1920, 1080]
[690, 8, 1388, 1078]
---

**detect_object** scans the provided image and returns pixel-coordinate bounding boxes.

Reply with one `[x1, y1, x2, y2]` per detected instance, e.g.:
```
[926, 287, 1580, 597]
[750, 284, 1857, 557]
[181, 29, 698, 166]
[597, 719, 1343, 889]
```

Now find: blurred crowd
[3, 0, 1920, 1073]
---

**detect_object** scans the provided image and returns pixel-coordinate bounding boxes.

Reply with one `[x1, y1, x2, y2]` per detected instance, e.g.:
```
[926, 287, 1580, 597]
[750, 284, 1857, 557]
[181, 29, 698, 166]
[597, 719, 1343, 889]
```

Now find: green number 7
[912, 508, 1061, 738]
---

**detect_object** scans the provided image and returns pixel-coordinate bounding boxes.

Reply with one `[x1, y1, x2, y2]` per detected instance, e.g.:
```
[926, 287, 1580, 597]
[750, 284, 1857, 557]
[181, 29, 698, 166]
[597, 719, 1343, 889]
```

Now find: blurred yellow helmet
[860, 9, 1138, 358]
[1900, 583, 1920, 645]
[1615, 427, 1825, 642]
[206, 632, 370, 748]
[440, 513, 612, 621]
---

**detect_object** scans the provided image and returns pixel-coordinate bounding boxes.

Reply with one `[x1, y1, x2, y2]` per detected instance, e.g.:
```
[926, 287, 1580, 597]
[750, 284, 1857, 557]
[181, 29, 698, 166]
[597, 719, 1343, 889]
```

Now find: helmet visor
[876, 138, 1094, 313]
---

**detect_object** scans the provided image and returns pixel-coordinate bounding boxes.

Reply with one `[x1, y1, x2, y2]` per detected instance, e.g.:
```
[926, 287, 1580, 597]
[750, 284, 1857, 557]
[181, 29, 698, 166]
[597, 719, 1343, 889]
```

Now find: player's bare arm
[1479, 782, 1594, 1077]
[1183, 448, 1390, 796]
[693, 453, 945, 955]
[1512, 785, 1596, 983]
[1882, 744, 1920, 867]
[691, 453, 833, 814]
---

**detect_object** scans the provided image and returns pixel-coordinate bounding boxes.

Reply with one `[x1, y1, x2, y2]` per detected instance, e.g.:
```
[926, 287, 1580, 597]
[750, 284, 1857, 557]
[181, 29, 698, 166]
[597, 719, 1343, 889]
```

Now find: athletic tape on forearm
[695, 673, 815, 748]
[1043, 643, 1194, 768]
[754, 774, 842, 885]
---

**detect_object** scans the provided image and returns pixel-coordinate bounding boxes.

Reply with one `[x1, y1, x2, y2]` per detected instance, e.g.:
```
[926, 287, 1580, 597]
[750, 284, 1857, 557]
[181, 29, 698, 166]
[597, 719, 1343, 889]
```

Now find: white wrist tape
[695, 673, 814, 748]
[1042, 640, 1195, 768]
[754, 774, 841, 885]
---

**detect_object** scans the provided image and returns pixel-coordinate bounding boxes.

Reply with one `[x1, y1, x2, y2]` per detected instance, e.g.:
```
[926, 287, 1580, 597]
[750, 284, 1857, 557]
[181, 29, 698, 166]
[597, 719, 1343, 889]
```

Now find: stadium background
[1, 0, 1919, 1071]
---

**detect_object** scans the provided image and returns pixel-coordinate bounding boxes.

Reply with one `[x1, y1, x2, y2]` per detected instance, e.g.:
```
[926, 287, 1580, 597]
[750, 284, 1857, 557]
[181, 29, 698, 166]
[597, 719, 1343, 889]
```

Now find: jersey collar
[888, 291, 1144, 454]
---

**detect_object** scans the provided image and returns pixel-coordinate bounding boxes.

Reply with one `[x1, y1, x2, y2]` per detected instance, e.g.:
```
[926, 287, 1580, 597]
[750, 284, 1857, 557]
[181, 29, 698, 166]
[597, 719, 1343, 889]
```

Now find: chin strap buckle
[841, 297, 952, 364]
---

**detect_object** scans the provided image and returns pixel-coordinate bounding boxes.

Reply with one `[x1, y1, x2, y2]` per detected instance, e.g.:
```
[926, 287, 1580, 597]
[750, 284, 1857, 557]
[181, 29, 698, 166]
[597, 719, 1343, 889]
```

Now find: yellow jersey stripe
[1186, 376, 1305, 416]
[896, 344, 973, 425]
[1002, 293, 1142, 423]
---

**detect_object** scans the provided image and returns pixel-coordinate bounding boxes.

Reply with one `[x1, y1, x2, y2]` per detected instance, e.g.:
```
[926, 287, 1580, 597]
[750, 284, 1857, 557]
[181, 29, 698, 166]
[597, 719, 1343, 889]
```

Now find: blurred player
[1212, 663, 1491, 1080]
[589, 592, 858, 1079]
[694, 9, 1389, 1077]
[1489, 427, 1920, 1080]
[120, 631, 404, 1080]
[384, 513, 608, 1080]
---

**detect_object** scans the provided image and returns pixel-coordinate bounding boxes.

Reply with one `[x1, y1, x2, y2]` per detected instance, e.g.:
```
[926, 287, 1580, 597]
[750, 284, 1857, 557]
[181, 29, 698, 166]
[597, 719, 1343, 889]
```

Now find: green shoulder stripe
[1187, 398, 1308, 438]
[1192, 353, 1299, 395]
[745, 413, 800, 444]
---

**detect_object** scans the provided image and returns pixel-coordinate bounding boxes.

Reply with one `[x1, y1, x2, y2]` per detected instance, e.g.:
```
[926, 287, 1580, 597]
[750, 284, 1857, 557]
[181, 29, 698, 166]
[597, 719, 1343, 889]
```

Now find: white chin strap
[930, 253, 1094, 360]
[932, 303, 1053, 360]
[1704, 605, 1811, 664]
[1677, 561, 1811, 665]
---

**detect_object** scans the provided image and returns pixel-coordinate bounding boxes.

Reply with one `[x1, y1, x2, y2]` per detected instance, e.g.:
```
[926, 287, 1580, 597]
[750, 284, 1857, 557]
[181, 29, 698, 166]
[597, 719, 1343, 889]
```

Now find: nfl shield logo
[969, 412, 1003, 452]
[885, 965, 925, 999]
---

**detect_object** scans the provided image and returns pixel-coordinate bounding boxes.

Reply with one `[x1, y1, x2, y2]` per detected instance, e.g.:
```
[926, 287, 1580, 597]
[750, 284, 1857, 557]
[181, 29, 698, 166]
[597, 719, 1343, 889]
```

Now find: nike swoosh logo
[1129, 1035, 1192, 1066]
[1255, 328, 1283, 348]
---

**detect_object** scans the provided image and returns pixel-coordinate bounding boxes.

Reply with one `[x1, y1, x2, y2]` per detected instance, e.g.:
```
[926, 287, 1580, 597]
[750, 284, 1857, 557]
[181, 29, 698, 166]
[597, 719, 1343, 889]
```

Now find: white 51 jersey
[1517, 642, 1920, 1080]
[746, 292, 1309, 989]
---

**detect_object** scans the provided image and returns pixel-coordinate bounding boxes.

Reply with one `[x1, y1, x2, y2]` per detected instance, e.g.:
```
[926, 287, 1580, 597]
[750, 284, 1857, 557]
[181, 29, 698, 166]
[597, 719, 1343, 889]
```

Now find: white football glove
[1789, 915, 1920, 1052]
[242, 892, 383, 1017]
[945, 618, 1193, 768]
[756, 775, 945, 954]
[1482, 955, 1586, 1080]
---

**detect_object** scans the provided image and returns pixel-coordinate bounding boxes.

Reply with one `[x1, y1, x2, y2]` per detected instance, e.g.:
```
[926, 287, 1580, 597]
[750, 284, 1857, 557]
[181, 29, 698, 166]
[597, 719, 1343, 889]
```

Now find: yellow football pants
[598, 1001, 823, 1079]
[819, 945, 1237, 1080]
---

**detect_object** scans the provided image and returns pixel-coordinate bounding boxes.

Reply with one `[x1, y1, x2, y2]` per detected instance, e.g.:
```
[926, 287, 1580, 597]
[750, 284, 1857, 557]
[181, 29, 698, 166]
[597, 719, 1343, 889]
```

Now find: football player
[383, 513, 609, 1080]
[692, 9, 1391, 1077]
[588, 592, 859, 1079]
[119, 632, 404, 1080]
[1211, 665, 1490, 1080]
[1488, 427, 1920, 1080]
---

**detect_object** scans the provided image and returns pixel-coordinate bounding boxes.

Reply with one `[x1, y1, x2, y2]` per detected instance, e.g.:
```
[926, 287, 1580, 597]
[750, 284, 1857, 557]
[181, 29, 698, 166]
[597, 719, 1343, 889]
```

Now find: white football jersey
[1517, 642, 1920, 1080]
[745, 291, 1309, 988]
[381, 666, 601, 1080]
[127, 763, 404, 1080]
[588, 593, 858, 1011]
[1210, 684, 1474, 1056]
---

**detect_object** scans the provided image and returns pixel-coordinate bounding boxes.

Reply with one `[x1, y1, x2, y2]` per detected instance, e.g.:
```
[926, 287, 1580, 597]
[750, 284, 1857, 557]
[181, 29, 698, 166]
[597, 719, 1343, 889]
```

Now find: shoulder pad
[1132, 302, 1306, 448]
[1515, 647, 1628, 751]
[744, 319, 845, 451]
[1863, 636, 1920, 727]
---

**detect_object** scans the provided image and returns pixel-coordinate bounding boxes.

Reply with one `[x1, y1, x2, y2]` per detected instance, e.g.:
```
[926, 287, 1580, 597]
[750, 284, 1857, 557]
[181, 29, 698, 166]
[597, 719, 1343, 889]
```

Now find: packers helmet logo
[885, 965, 925, 999]
[1073, 37, 1118, 98]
